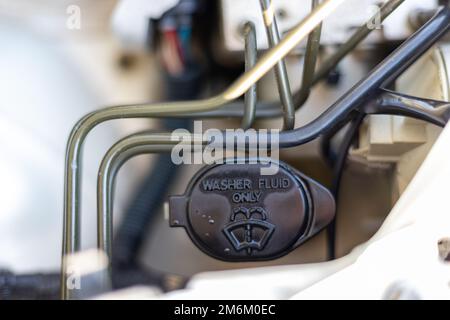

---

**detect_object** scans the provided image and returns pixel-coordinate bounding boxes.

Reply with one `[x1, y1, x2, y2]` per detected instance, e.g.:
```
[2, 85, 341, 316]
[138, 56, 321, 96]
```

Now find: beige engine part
[352, 45, 450, 194]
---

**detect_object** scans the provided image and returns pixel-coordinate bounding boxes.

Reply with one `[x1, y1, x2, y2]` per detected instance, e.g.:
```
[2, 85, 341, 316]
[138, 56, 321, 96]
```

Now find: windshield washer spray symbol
[223, 206, 275, 255]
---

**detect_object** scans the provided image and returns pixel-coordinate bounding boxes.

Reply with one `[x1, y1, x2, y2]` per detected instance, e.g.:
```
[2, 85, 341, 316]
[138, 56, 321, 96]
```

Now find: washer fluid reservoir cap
[169, 158, 335, 261]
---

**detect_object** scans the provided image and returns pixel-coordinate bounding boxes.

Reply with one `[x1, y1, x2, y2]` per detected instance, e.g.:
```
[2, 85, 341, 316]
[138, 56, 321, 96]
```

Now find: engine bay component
[169, 159, 335, 261]
[4, 0, 450, 302]
[59, 0, 450, 299]
[220, 0, 437, 52]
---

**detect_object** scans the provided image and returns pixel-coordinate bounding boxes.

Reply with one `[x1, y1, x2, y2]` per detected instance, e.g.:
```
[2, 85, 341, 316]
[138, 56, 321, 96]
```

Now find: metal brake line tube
[97, 133, 206, 261]
[97, 133, 206, 286]
[300, 0, 323, 105]
[259, 0, 295, 130]
[184, 0, 406, 119]
[61, 0, 346, 299]
[294, 0, 406, 107]
[242, 21, 258, 130]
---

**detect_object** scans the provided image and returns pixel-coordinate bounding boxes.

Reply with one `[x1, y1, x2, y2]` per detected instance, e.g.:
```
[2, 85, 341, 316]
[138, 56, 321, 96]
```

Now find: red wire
[162, 29, 185, 75]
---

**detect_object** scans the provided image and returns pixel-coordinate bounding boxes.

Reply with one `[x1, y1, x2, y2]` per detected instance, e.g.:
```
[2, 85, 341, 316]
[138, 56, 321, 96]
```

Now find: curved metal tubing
[300, 0, 323, 104]
[96, 133, 206, 287]
[188, 0, 406, 120]
[294, 0, 406, 107]
[259, 0, 295, 130]
[98, 132, 206, 254]
[242, 22, 258, 129]
[174, 0, 406, 120]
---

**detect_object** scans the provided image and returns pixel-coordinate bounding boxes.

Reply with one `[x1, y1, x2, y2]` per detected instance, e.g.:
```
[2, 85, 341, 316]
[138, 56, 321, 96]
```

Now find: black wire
[319, 116, 354, 167]
[326, 113, 366, 260]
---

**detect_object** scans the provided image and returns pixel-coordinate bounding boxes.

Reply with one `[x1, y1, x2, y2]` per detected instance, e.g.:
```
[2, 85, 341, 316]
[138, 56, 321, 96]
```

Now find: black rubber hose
[326, 113, 365, 260]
